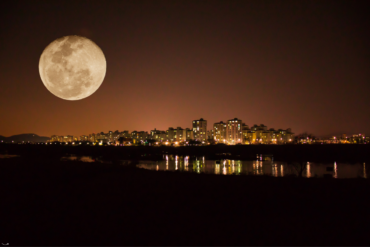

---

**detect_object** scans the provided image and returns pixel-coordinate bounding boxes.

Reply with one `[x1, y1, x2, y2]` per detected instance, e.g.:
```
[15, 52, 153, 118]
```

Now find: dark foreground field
[1, 157, 370, 246]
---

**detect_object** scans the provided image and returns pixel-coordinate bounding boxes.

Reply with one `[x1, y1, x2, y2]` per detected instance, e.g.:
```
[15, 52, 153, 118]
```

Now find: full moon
[39, 35, 106, 100]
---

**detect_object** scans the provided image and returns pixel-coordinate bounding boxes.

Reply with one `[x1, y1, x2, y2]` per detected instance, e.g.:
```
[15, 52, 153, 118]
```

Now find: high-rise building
[50, 135, 59, 142]
[176, 127, 186, 142]
[206, 129, 214, 140]
[213, 121, 227, 143]
[246, 125, 294, 144]
[62, 135, 74, 143]
[281, 128, 294, 143]
[166, 128, 175, 142]
[246, 131, 257, 144]
[107, 131, 114, 142]
[138, 131, 148, 141]
[150, 128, 166, 142]
[112, 130, 120, 142]
[80, 135, 88, 141]
[185, 128, 194, 141]
[120, 131, 130, 138]
[251, 124, 267, 142]
[131, 131, 138, 139]
[131, 131, 148, 143]
[226, 118, 243, 144]
[242, 124, 251, 144]
[89, 133, 96, 142]
[260, 131, 272, 143]
[192, 118, 207, 142]
[96, 132, 107, 141]
[166, 127, 186, 142]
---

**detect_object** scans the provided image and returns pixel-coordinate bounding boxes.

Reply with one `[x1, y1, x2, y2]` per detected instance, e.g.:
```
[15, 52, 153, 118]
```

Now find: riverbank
[1, 143, 370, 162]
[1, 157, 370, 245]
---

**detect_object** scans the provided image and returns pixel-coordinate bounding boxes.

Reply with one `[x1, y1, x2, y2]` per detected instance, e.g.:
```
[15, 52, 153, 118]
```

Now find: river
[136, 155, 367, 178]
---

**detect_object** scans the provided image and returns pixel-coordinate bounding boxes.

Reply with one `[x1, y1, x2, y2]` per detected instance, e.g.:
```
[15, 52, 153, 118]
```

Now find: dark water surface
[12, 154, 365, 179]
[137, 155, 368, 179]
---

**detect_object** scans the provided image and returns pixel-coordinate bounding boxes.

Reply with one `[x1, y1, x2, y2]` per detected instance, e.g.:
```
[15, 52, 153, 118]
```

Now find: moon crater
[39, 35, 106, 100]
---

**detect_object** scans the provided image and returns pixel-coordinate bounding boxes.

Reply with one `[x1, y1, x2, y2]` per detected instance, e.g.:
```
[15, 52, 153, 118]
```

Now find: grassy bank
[1, 157, 370, 245]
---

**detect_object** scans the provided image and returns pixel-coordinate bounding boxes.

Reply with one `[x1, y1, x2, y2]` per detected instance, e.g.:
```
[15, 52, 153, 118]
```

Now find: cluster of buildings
[48, 118, 369, 146]
[49, 118, 295, 145]
[296, 133, 369, 144]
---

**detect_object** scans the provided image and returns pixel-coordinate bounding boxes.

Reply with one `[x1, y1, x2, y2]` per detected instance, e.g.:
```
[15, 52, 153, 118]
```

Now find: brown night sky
[0, 0, 369, 137]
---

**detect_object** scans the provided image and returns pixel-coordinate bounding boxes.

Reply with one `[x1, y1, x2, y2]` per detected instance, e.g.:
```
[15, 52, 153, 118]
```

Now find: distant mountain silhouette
[0, 133, 50, 143]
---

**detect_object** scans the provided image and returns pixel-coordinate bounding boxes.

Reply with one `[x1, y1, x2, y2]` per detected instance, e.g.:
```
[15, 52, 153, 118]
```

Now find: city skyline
[46, 116, 366, 145]
[1, 1, 369, 137]
[49, 117, 295, 143]
[1, 117, 368, 139]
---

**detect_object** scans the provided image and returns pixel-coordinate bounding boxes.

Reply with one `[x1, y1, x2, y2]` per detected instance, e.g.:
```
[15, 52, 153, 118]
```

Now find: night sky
[1, 0, 369, 137]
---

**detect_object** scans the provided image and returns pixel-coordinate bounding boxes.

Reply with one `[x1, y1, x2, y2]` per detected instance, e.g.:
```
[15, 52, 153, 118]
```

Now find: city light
[33, 119, 368, 146]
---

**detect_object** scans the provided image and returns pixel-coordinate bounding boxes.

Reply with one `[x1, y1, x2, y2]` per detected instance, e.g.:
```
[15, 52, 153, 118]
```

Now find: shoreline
[1, 143, 370, 163]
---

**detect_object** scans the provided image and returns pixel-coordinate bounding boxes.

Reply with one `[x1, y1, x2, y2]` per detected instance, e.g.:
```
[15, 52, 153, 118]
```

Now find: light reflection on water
[61, 156, 95, 162]
[0, 154, 19, 158]
[364, 163, 367, 179]
[272, 164, 278, 177]
[137, 155, 368, 179]
[58, 155, 368, 179]
[281, 165, 284, 177]
[307, 163, 311, 178]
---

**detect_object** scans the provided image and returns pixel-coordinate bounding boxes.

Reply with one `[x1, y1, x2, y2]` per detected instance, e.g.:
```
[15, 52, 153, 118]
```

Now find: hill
[0, 134, 50, 143]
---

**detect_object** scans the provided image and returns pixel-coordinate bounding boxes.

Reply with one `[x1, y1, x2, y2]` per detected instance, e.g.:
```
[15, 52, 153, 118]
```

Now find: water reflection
[253, 161, 263, 175]
[184, 156, 189, 171]
[166, 155, 169, 170]
[215, 164, 220, 175]
[136, 155, 368, 179]
[272, 164, 278, 177]
[280, 165, 284, 177]
[307, 162, 311, 178]
[364, 163, 367, 179]
[195, 161, 201, 174]
[231, 163, 235, 174]
[61, 156, 95, 162]
[222, 166, 227, 175]
[175, 156, 178, 170]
